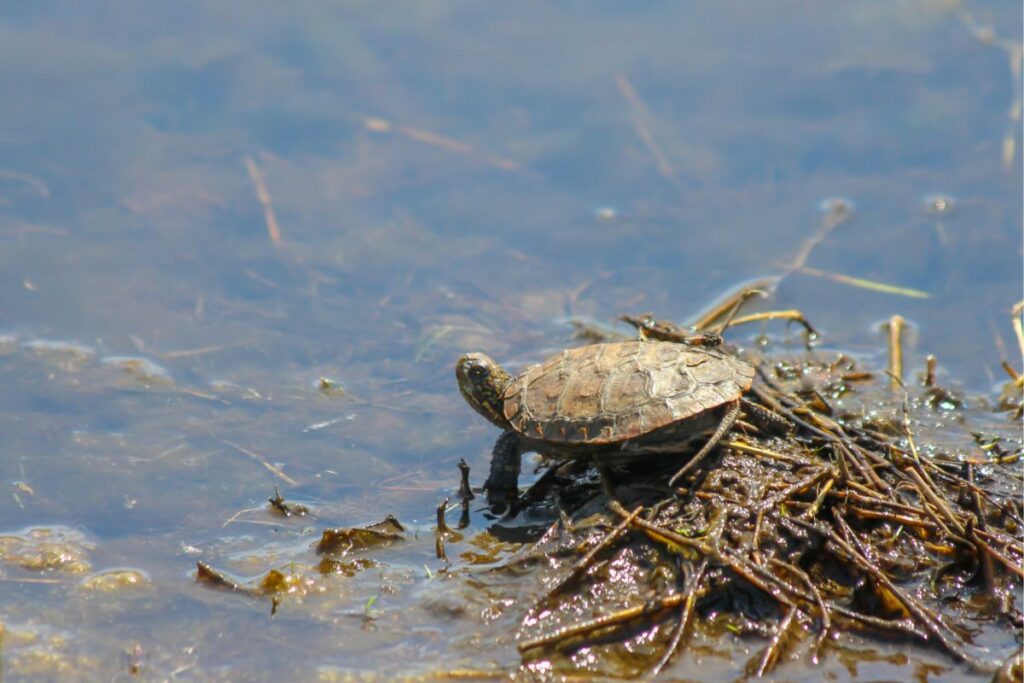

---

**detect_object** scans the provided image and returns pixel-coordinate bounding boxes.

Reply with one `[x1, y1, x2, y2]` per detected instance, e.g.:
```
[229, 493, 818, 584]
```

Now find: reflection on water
[0, 1, 1020, 680]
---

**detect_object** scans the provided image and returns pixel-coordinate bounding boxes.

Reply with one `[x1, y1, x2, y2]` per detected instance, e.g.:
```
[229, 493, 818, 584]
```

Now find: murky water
[0, 2, 1020, 681]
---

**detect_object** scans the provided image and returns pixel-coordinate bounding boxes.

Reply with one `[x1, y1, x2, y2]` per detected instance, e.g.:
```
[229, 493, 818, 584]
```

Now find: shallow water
[0, 2, 1020, 681]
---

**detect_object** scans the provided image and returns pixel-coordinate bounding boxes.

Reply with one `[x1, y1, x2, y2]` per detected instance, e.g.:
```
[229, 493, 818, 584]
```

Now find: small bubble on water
[923, 193, 955, 215]
[594, 206, 619, 221]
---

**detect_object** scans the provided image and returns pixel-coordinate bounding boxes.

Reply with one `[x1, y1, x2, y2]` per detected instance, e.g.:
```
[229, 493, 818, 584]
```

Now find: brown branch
[518, 592, 685, 653]
[755, 606, 797, 677]
[770, 559, 831, 664]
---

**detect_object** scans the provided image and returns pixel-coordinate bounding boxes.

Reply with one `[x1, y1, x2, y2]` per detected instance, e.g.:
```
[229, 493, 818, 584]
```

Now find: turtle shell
[502, 341, 754, 445]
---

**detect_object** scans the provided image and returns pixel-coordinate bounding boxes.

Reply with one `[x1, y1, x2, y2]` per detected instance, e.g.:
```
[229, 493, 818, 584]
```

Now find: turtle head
[455, 352, 513, 430]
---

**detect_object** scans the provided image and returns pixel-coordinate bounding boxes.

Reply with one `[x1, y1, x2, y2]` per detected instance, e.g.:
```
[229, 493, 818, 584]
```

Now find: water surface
[0, 2, 1020, 680]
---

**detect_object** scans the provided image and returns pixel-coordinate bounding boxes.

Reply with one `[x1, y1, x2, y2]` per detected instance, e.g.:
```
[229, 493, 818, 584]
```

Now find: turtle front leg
[483, 430, 524, 512]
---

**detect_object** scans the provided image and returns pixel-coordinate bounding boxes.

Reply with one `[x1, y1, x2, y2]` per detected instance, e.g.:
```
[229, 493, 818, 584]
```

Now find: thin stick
[727, 309, 818, 336]
[799, 267, 929, 299]
[802, 477, 835, 520]
[976, 528, 1024, 556]
[756, 606, 797, 677]
[517, 592, 685, 653]
[846, 506, 937, 530]
[761, 469, 831, 511]
[649, 559, 708, 676]
[244, 156, 282, 245]
[161, 341, 250, 360]
[925, 355, 938, 387]
[710, 289, 766, 335]
[615, 74, 674, 180]
[691, 280, 776, 331]
[903, 467, 966, 536]
[837, 440, 892, 495]
[886, 315, 905, 390]
[975, 536, 1024, 579]
[222, 439, 299, 486]
[786, 198, 853, 273]
[713, 549, 796, 609]
[827, 603, 928, 639]
[222, 505, 266, 527]
[770, 559, 830, 664]
[364, 117, 522, 172]
[900, 409, 967, 536]
[748, 382, 842, 445]
[1001, 360, 1022, 382]
[751, 508, 766, 562]
[608, 500, 705, 552]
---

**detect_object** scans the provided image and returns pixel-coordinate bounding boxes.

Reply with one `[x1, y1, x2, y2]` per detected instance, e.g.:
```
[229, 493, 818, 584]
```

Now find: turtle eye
[468, 363, 488, 381]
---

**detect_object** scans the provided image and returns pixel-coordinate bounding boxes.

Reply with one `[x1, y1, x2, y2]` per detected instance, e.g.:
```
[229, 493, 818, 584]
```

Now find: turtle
[455, 340, 757, 510]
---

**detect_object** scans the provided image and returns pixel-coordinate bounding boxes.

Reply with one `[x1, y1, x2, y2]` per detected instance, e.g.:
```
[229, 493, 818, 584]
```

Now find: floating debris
[317, 376, 345, 396]
[317, 556, 378, 577]
[195, 561, 313, 602]
[316, 516, 405, 556]
[267, 487, 310, 517]
[196, 562, 255, 596]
